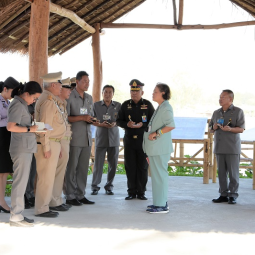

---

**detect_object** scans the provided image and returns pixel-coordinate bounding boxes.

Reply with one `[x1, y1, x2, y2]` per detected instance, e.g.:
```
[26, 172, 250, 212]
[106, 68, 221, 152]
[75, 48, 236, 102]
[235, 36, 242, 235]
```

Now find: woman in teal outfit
[143, 83, 175, 214]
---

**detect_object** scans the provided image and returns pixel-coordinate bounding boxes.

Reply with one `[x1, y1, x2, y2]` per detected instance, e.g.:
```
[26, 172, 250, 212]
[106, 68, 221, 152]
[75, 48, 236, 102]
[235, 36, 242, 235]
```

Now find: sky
[0, 0, 255, 119]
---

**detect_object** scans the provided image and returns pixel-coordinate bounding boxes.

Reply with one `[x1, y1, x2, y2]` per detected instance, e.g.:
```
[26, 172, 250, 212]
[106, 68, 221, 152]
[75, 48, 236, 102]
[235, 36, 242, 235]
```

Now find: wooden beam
[29, 0, 50, 85]
[101, 20, 255, 30]
[48, 0, 111, 43]
[178, 0, 184, 25]
[172, 0, 177, 25]
[50, 0, 135, 54]
[49, 2, 95, 34]
[92, 23, 102, 103]
[0, 2, 31, 30]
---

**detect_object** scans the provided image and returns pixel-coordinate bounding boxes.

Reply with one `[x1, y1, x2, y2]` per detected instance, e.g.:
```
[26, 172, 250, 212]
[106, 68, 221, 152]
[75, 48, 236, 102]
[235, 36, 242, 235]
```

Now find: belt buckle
[133, 135, 137, 139]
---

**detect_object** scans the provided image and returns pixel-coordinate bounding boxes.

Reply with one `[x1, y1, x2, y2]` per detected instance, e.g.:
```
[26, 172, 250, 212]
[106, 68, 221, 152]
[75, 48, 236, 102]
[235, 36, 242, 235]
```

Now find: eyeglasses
[33, 97, 39, 102]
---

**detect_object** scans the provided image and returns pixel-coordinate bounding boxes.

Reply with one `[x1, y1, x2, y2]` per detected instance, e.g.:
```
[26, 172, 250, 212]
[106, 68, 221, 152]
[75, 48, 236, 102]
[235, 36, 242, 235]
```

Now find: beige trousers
[50, 139, 70, 207]
[34, 141, 61, 215]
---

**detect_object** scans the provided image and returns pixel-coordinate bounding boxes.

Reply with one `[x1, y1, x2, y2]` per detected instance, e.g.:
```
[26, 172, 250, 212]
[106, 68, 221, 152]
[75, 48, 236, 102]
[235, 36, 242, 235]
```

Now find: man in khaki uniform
[56, 78, 72, 204]
[34, 72, 67, 218]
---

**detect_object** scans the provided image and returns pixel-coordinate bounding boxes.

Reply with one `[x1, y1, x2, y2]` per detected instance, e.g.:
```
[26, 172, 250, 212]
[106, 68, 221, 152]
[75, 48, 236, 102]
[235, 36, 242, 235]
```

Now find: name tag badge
[103, 114, 111, 121]
[148, 126, 151, 132]
[80, 108, 87, 115]
[142, 115, 147, 123]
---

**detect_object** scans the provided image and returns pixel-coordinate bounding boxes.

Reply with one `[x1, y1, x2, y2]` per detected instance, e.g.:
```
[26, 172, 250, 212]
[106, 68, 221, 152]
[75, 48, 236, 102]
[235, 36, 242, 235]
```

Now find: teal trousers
[149, 154, 169, 207]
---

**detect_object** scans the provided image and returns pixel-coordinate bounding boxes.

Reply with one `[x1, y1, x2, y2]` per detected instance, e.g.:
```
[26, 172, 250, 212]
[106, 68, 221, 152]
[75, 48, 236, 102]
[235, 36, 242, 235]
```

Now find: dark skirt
[0, 126, 13, 173]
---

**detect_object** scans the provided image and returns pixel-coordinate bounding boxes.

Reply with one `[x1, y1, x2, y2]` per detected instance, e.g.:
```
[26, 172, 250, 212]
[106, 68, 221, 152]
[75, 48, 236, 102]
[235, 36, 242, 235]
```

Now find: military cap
[129, 79, 144, 91]
[41, 71, 62, 83]
[4, 76, 20, 89]
[61, 77, 71, 89]
[70, 77, 76, 84]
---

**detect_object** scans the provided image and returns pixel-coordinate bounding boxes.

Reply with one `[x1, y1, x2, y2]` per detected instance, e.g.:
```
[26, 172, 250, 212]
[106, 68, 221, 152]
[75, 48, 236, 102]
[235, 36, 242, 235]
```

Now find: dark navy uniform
[117, 98, 154, 197]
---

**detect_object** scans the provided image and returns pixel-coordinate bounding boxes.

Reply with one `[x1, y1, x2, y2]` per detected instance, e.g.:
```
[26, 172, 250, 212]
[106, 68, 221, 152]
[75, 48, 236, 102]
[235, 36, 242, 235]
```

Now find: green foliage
[168, 155, 203, 176]
[239, 163, 253, 178]
[5, 174, 12, 197]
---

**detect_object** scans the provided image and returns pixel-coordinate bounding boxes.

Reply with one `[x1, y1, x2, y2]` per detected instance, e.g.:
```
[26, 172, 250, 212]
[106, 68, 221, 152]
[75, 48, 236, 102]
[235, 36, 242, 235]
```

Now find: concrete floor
[1, 174, 255, 255]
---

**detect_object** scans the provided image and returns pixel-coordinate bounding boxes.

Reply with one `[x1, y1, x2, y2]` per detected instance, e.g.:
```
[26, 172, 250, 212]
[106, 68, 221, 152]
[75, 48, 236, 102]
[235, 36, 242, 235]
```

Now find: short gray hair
[43, 82, 52, 89]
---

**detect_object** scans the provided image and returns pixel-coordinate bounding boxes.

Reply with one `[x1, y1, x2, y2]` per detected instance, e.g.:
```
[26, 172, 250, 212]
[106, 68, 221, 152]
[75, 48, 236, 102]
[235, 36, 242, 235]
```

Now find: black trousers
[123, 135, 148, 196]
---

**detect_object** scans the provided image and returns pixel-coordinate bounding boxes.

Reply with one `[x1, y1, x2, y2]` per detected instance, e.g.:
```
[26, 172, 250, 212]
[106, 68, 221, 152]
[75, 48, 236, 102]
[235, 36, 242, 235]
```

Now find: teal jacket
[143, 100, 175, 156]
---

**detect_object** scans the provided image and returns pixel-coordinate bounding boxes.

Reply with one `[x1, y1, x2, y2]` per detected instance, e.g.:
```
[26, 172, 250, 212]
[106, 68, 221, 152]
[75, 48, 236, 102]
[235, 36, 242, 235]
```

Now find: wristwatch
[27, 126, 30, 132]
[156, 129, 161, 138]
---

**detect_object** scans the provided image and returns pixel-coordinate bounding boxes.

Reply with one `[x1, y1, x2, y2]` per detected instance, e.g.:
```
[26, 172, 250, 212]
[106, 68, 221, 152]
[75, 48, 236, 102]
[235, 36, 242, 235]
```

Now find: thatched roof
[0, 0, 254, 56]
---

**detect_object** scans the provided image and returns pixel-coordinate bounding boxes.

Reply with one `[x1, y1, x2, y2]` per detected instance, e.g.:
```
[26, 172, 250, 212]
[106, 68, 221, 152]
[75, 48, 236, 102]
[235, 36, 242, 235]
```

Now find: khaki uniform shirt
[57, 97, 72, 138]
[35, 90, 66, 152]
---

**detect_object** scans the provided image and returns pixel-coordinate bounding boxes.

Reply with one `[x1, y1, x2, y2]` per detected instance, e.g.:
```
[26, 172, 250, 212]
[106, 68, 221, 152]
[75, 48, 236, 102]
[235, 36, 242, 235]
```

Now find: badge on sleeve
[80, 108, 87, 115]
[142, 115, 147, 122]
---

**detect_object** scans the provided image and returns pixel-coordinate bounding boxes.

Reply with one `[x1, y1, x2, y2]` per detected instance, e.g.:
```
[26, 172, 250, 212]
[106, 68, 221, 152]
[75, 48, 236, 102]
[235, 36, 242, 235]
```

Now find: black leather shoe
[35, 211, 59, 218]
[212, 196, 228, 203]
[228, 197, 237, 204]
[91, 190, 98, 195]
[66, 199, 83, 206]
[62, 203, 72, 209]
[0, 205, 10, 213]
[125, 195, 136, 200]
[106, 190, 114, 195]
[79, 197, 95, 204]
[10, 217, 34, 227]
[49, 205, 69, 211]
[137, 195, 148, 200]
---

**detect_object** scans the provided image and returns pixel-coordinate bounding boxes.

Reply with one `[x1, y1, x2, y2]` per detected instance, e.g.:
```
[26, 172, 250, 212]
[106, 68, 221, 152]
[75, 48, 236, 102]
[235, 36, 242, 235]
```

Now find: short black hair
[11, 81, 42, 98]
[76, 71, 89, 81]
[102, 85, 115, 94]
[156, 83, 171, 100]
[222, 89, 234, 100]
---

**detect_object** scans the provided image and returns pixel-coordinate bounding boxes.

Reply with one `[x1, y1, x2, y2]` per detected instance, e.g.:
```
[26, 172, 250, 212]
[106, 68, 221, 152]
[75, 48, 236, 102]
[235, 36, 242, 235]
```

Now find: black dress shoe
[212, 196, 229, 203]
[228, 197, 237, 204]
[66, 199, 83, 206]
[137, 195, 148, 200]
[125, 195, 136, 200]
[10, 217, 34, 227]
[35, 211, 59, 218]
[78, 197, 95, 204]
[91, 190, 98, 195]
[0, 205, 10, 213]
[106, 190, 114, 195]
[49, 205, 69, 211]
[62, 203, 72, 209]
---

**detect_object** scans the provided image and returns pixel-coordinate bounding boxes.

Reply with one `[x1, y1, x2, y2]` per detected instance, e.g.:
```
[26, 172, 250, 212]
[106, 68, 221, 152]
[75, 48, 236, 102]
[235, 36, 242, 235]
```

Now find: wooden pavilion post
[28, 0, 50, 85]
[92, 23, 102, 102]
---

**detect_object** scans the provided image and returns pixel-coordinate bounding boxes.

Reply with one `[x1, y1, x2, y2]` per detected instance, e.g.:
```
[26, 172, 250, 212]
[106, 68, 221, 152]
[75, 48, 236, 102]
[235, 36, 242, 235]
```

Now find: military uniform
[116, 80, 154, 197]
[51, 78, 72, 206]
[34, 74, 67, 215]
